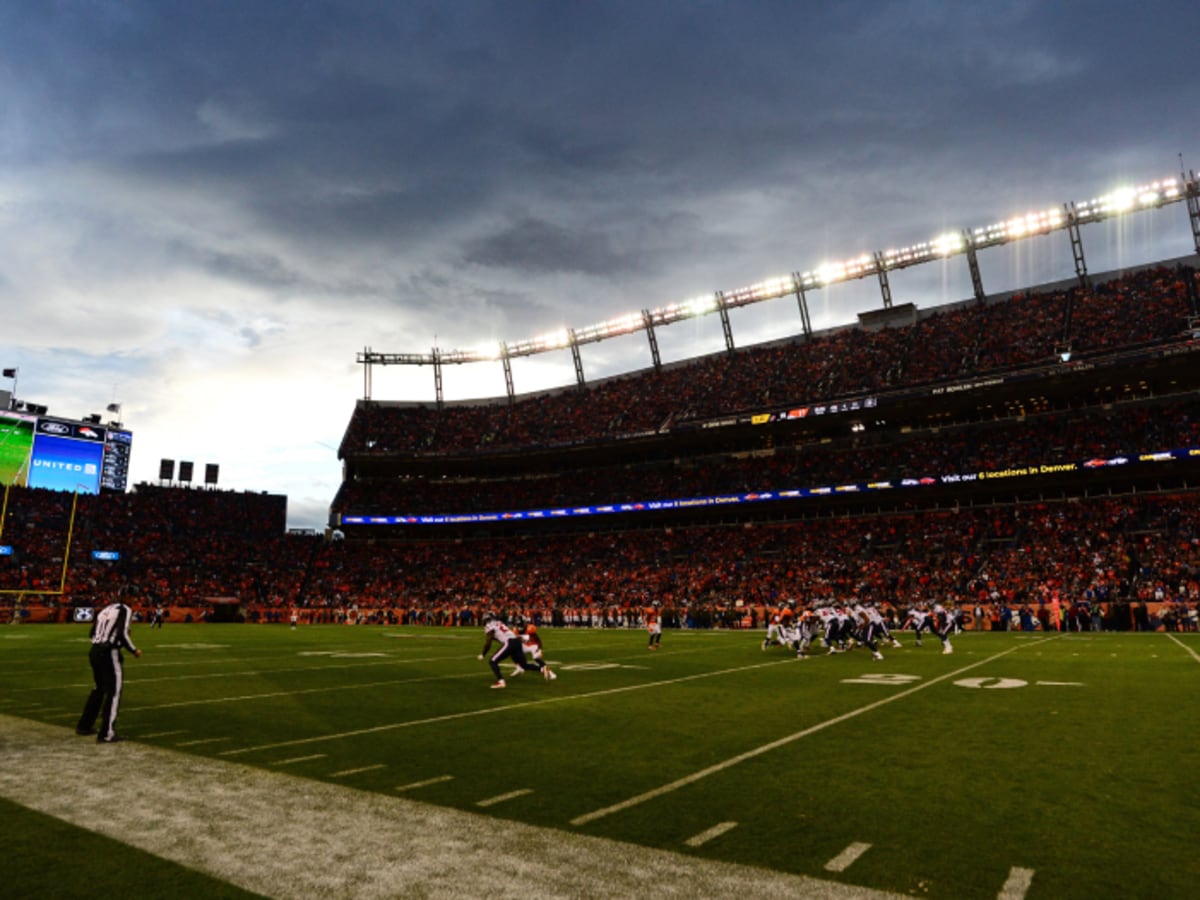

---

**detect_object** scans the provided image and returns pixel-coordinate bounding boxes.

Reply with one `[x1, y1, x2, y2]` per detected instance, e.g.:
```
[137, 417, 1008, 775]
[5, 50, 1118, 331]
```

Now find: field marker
[476, 788, 533, 807]
[570, 639, 1053, 826]
[998, 866, 1035, 899]
[396, 775, 454, 792]
[825, 842, 871, 872]
[955, 677, 1027, 689]
[272, 754, 328, 766]
[140, 730, 188, 738]
[1035, 680, 1083, 686]
[176, 737, 233, 747]
[684, 821, 737, 847]
[331, 763, 387, 778]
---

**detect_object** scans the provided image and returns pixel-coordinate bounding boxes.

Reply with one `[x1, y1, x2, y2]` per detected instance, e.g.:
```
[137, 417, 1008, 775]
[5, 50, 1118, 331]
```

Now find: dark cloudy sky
[1, 0, 1197, 528]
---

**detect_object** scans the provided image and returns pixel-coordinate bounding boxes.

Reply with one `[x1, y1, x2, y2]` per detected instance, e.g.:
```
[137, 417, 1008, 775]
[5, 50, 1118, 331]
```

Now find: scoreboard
[0, 411, 133, 494]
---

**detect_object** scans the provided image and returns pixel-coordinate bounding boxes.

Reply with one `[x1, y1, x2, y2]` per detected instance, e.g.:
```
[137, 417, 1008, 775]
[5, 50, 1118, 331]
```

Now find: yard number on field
[842, 674, 1084, 689]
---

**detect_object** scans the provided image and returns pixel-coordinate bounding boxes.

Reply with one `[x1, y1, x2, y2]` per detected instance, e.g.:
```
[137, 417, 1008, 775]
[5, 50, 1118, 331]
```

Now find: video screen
[0, 411, 37, 486]
[27, 418, 107, 494]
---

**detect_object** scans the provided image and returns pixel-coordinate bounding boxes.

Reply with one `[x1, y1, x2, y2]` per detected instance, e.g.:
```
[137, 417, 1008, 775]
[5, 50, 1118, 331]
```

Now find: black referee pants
[78, 645, 124, 741]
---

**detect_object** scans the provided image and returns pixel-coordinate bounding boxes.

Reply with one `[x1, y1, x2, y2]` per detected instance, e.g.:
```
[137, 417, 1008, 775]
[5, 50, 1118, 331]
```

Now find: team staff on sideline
[77, 594, 142, 743]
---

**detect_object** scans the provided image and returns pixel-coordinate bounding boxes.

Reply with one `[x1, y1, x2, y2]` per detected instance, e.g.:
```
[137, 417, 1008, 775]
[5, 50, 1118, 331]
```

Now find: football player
[478, 613, 553, 688]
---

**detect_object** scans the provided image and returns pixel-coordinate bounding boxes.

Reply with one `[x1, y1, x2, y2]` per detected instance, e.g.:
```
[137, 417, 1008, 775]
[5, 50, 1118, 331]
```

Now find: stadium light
[357, 169, 1197, 395]
[574, 311, 645, 343]
[1073, 178, 1181, 223]
[721, 275, 797, 308]
[880, 232, 968, 271]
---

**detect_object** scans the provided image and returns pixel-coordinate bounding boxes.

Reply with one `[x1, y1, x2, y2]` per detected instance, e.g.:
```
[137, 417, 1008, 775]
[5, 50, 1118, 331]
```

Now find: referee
[76, 595, 142, 743]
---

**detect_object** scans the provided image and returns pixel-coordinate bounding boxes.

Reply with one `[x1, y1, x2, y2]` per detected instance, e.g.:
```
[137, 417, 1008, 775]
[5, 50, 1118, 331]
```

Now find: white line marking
[396, 775, 454, 792]
[1035, 681, 1083, 686]
[140, 730, 188, 738]
[826, 842, 872, 872]
[476, 788, 533, 807]
[1164, 632, 1200, 663]
[175, 737, 232, 747]
[220, 658, 795, 757]
[998, 866, 1035, 899]
[570, 639, 1054, 826]
[130, 671, 484, 712]
[271, 754, 328, 766]
[330, 764, 387, 778]
[685, 821, 738, 847]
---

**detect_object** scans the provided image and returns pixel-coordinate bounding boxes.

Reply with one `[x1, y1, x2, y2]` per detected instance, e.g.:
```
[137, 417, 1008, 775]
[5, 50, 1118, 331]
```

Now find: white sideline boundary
[0, 714, 903, 900]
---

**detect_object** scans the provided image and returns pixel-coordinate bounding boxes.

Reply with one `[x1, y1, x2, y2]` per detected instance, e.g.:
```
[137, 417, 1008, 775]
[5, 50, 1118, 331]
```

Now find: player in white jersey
[903, 605, 935, 646]
[478, 614, 553, 688]
[852, 603, 888, 660]
[931, 602, 957, 653]
[815, 606, 844, 654]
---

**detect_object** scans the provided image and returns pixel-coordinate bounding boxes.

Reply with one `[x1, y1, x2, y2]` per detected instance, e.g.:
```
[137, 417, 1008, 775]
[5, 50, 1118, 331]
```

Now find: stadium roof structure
[359, 170, 1200, 404]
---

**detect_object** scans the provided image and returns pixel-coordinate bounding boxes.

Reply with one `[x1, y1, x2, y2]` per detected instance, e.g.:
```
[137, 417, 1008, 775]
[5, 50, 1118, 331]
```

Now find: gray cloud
[463, 216, 633, 276]
[1, 0, 1197, 529]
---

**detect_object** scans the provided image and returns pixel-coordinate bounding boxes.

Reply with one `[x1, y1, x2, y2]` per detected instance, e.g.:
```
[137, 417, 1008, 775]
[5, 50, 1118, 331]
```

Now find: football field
[2, 624, 1198, 898]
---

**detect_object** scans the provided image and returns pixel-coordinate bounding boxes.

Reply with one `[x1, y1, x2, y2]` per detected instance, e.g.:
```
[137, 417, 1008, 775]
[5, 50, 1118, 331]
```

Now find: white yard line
[685, 821, 738, 847]
[570, 640, 1052, 827]
[997, 866, 1035, 899]
[476, 788, 533, 807]
[174, 737, 233, 747]
[271, 753, 328, 766]
[825, 843, 871, 872]
[330, 763, 387, 777]
[397, 774, 454, 792]
[219, 658, 795, 757]
[0, 714, 904, 900]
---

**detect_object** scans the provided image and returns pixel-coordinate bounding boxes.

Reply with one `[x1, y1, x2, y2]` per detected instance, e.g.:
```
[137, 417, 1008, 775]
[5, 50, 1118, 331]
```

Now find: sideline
[1163, 631, 1200, 663]
[570, 638, 1055, 826]
[0, 714, 904, 900]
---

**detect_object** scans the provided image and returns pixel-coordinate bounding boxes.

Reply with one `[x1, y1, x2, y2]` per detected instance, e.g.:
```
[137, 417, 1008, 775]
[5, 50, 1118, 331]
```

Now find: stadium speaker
[205, 463, 219, 486]
[179, 460, 194, 483]
[159, 458, 175, 481]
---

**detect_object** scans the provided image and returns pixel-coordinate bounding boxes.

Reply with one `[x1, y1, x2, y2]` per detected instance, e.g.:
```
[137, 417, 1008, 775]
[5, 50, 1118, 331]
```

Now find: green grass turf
[2, 623, 1198, 898]
[0, 796, 264, 899]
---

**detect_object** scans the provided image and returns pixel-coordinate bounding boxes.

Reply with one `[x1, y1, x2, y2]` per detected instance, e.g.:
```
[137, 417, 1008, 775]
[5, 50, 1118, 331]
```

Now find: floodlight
[723, 275, 796, 307]
[1109, 188, 1137, 213]
[932, 232, 964, 256]
[469, 342, 503, 360]
[533, 329, 570, 351]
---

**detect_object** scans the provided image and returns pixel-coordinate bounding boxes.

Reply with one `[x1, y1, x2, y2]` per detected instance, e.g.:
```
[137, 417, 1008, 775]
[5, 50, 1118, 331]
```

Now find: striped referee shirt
[90, 602, 139, 653]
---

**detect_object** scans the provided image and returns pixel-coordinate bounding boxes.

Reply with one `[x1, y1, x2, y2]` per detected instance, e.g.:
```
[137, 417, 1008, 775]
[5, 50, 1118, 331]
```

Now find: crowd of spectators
[339, 265, 1197, 457]
[333, 397, 1200, 517]
[2, 482, 1198, 635]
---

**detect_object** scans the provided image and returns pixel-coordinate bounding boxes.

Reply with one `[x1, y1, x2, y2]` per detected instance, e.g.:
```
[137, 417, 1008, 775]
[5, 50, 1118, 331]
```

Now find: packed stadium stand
[3, 261, 1199, 632]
